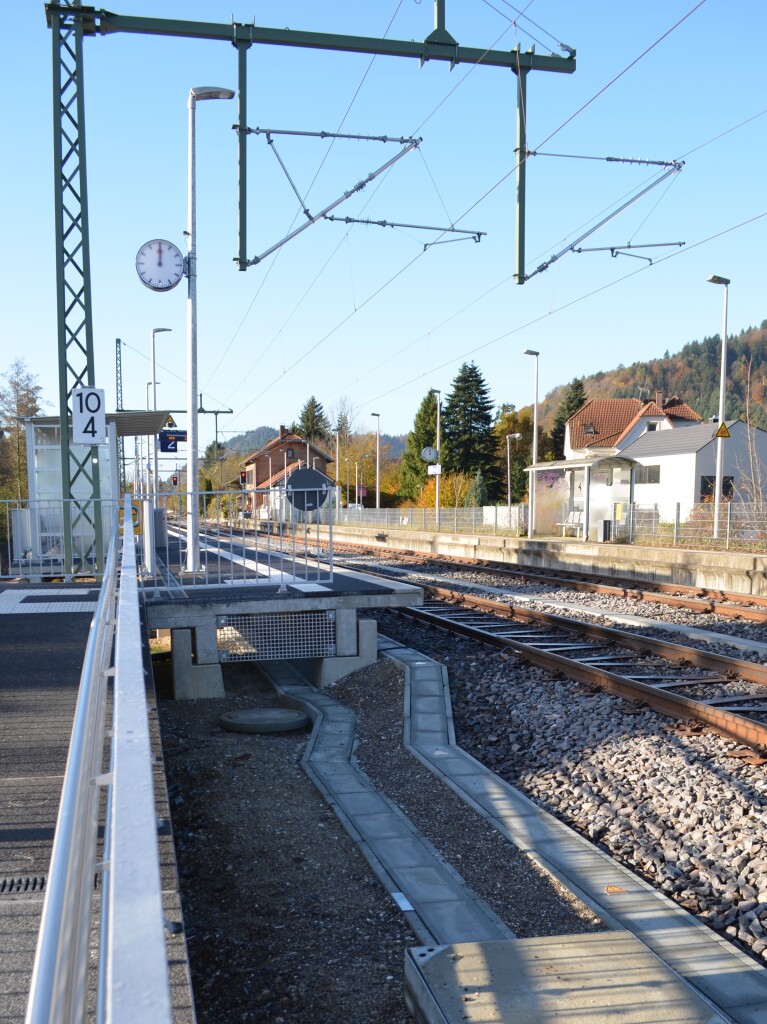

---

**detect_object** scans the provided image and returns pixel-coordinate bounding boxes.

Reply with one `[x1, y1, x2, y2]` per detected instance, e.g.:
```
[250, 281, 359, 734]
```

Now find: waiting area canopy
[525, 454, 638, 540]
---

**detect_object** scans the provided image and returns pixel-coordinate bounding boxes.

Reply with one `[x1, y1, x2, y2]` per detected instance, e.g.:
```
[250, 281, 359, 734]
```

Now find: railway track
[399, 587, 767, 754]
[329, 538, 767, 621]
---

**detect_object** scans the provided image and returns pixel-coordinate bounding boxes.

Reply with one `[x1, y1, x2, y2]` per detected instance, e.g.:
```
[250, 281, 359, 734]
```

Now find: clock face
[135, 239, 185, 291]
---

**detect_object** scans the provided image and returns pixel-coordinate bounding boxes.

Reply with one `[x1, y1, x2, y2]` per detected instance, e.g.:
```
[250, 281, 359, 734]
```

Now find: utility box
[599, 519, 613, 542]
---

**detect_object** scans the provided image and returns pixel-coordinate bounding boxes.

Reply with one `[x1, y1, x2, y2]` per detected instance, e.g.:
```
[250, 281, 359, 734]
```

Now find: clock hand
[156, 241, 163, 266]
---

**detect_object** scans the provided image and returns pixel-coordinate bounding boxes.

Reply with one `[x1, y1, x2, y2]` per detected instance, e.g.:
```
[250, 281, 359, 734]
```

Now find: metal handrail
[25, 497, 172, 1023]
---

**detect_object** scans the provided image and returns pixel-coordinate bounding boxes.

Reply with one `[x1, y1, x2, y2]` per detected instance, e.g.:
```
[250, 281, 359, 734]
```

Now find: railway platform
[5, 574, 767, 1022]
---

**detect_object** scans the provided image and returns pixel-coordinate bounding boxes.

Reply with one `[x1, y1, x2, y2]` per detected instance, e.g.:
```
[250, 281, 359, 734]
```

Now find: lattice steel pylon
[48, 0, 103, 574]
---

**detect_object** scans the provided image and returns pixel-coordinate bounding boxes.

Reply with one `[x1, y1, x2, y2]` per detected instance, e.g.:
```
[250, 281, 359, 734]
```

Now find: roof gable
[568, 398, 642, 449]
[568, 395, 703, 451]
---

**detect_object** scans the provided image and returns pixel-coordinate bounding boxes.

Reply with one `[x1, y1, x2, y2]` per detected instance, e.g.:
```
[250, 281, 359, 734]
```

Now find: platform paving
[0, 582, 194, 1023]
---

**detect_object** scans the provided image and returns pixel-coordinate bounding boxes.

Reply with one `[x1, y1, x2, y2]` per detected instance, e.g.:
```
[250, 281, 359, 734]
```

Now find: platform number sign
[72, 387, 107, 445]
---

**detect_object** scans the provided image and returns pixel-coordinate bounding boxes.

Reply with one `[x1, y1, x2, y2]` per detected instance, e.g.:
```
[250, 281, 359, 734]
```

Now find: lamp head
[523, 348, 539, 357]
[190, 86, 235, 102]
[152, 327, 172, 336]
[707, 274, 730, 287]
[508, 432, 522, 440]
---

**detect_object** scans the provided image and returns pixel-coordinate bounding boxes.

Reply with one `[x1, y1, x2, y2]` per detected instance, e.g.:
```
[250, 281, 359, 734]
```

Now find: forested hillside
[536, 320, 767, 432]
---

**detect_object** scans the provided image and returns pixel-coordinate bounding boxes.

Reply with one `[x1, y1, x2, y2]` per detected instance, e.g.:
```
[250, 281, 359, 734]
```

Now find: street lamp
[431, 390, 441, 527]
[707, 274, 730, 540]
[523, 349, 540, 538]
[345, 457, 349, 507]
[371, 413, 380, 509]
[150, 327, 171, 497]
[506, 432, 522, 516]
[361, 453, 371, 507]
[186, 84, 234, 574]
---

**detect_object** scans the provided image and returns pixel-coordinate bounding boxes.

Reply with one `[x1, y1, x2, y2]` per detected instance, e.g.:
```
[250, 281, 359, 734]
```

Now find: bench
[556, 509, 584, 538]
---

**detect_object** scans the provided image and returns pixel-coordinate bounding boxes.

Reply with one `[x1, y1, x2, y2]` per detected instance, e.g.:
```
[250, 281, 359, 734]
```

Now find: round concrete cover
[220, 707, 310, 734]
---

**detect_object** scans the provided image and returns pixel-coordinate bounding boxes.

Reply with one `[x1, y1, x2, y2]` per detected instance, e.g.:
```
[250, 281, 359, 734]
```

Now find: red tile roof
[569, 395, 702, 451]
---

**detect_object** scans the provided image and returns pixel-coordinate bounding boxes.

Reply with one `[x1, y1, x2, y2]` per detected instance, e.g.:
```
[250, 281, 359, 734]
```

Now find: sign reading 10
[72, 387, 107, 445]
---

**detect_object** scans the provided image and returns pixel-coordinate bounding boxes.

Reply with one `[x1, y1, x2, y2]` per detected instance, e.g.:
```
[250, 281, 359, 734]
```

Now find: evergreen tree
[442, 363, 501, 499]
[295, 396, 331, 444]
[399, 390, 438, 502]
[464, 470, 488, 507]
[550, 377, 587, 459]
[0, 359, 44, 500]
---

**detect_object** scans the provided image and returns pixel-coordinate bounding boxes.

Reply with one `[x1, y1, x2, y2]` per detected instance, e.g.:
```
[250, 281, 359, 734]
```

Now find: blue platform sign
[160, 429, 186, 453]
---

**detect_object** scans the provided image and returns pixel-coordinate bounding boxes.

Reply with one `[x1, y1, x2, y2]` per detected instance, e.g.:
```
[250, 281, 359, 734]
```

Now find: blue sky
[3, 1, 766, 459]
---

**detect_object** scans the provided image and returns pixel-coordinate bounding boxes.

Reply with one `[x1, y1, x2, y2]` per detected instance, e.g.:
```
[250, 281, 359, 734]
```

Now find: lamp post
[523, 349, 539, 538]
[345, 457, 349, 507]
[150, 328, 171, 498]
[186, 84, 234, 574]
[506, 432, 522, 517]
[355, 461, 358, 505]
[431, 390, 441, 527]
[371, 413, 380, 509]
[707, 274, 730, 540]
[144, 381, 154, 492]
[361, 453, 371, 507]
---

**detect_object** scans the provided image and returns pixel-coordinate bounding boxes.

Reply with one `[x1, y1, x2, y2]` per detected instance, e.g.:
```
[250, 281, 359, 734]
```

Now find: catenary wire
[217, 1, 714, 428]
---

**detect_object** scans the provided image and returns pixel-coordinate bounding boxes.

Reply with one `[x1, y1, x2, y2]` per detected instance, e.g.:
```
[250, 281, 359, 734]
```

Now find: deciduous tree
[0, 359, 45, 499]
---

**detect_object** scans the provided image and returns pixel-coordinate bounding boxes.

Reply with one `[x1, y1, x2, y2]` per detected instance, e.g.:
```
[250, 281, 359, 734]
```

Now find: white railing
[25, 498, 172, 1024]
[151, 485, 333, 588]
[0, 498, 122, 580]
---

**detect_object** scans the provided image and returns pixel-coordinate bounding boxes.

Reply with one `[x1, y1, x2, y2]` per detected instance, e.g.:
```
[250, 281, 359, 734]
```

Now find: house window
[646, 422, 657, 431]
[286, 448, 294, 458]
[699, 476, 734, 500]
[635, 464, 660, 484]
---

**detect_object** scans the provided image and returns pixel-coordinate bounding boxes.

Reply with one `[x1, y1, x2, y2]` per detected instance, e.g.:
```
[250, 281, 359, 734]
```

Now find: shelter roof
[28, 411, 171, 438]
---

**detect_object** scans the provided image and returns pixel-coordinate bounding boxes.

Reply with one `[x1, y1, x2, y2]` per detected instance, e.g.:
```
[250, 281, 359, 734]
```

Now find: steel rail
[401, 588, 767, 752]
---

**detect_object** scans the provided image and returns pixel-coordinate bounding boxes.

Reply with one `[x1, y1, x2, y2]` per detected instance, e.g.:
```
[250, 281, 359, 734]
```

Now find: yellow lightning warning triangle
[714, 422, 730, 439]
[165, 415, 177, 429]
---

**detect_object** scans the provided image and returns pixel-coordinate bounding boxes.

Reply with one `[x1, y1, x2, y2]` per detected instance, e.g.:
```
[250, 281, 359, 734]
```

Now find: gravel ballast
[158, 580, 767, 1022]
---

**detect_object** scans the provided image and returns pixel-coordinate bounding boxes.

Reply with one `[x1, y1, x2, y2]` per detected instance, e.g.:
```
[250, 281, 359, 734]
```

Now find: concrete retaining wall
[322, 526, 767, 596]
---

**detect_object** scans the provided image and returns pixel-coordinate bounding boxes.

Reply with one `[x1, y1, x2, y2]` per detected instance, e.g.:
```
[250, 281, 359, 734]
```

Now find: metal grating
[217, 611, 336, 661]
[0, 876, 47, 897]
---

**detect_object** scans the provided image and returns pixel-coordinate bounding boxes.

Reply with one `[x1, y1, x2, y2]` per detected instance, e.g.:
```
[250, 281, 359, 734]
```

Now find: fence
[628, 501, 767, 550]
[5, 496, 764, 579]
[321, 503, 529, 536]
[1, 487, 334, 586]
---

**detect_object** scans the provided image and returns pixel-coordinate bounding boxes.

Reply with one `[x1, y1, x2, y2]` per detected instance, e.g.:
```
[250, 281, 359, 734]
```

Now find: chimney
[279, 424, 286, 437]
[655, 391, 664, 409]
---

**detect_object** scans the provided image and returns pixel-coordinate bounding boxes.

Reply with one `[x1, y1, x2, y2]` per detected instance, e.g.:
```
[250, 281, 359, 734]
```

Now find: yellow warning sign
[165, 415, 177, 429]
[714, 422, 730, 439]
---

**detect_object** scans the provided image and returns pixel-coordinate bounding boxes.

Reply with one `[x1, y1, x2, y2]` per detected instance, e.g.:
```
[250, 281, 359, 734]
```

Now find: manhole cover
[220, 707, 310, 734]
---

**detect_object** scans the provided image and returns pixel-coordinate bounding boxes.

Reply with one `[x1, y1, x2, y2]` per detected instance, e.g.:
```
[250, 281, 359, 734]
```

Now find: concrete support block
[193, 618, 220, 665]
[296, 616, 378, 689]
[335, 608, 358, 657]
[171, 627, 225, 700]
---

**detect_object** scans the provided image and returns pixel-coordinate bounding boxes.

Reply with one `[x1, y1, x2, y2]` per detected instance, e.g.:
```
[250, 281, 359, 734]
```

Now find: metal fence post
[674, 503, 680, 546]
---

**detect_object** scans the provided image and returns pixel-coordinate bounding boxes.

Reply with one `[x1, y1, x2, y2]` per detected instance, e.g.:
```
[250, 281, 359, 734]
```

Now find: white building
[527, 392, 767, 540]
